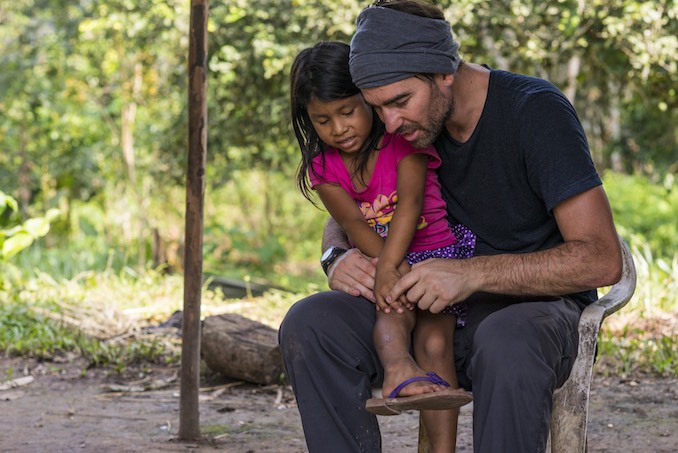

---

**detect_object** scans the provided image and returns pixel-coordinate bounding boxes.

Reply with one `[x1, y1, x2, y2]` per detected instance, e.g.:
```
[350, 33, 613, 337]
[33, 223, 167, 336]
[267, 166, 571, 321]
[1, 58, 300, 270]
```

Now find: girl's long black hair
[290, 41, 385, 203]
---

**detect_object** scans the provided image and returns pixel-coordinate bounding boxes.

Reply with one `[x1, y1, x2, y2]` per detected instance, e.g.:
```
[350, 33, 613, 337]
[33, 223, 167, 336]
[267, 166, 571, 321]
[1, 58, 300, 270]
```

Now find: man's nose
[378, 108, 400, 134]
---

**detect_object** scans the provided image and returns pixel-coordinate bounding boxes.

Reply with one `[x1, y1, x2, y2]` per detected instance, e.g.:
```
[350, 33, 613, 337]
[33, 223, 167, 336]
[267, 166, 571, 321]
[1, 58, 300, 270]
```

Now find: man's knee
[279, 293, 330, 353]
[279, 291, 376, 358]
[471, 310, 539, 378]
[468, 301, 579, 385]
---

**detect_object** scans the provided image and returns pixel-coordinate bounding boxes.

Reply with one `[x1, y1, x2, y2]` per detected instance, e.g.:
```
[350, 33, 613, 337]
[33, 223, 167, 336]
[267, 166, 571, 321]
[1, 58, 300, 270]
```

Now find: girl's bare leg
[374, 310, 445, 397]
[414, 310, 459, 453]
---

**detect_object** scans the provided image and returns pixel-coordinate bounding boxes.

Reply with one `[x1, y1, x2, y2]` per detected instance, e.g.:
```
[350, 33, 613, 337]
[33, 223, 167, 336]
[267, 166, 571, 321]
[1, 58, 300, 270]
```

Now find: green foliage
[443, 0, 678, 175]
[0, 264, 324, 372]
[0, 190, 18, 215]
[0, 299, 171, 371]
[0, 191, 60, 262]
[206, 0, 363, 176]
[0, 1, 107, 207]
[0, 268, 182, 371]
[599, 324, 677, 378]
[0, 301, 69, 357]
[599, 172, 677, 378]
[603, 171, 678, 258]
[202, 169, 328, 285]
[0, 1, 675, 378]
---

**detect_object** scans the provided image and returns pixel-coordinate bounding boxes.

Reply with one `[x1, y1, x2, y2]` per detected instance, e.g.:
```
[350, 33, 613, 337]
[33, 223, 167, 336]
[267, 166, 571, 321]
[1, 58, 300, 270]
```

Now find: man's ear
[438, 73, 455, 87]
[433, 73, 454, 94]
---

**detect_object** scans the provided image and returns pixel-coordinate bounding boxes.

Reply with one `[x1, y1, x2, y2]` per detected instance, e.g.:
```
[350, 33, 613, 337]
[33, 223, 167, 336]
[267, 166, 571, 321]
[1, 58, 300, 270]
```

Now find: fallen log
[201, 313, 284, 385]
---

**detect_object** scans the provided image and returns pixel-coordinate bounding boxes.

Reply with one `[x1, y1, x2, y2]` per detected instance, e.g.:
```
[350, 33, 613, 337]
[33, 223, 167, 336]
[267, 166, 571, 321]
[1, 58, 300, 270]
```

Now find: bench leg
[417, 415, 429, 453]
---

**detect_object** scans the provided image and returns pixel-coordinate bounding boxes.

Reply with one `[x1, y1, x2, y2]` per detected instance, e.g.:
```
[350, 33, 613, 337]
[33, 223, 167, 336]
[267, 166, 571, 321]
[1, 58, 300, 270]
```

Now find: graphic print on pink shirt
[359, 191, 428, 239]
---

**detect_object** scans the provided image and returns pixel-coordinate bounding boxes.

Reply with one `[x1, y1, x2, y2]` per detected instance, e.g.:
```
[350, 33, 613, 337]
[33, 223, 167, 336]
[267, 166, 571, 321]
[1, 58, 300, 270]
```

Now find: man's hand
[388, 258, 477, 313]
[328, 248, 378, 303]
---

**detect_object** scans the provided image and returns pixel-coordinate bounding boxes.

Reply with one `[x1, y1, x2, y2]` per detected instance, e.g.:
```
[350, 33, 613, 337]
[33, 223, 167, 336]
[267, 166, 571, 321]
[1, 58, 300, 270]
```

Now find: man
[279, 1, 622, 452]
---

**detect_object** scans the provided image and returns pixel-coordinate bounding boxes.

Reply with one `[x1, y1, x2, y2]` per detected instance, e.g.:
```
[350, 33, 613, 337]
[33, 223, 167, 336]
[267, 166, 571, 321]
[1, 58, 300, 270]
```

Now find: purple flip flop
[366, 372, 473, 416]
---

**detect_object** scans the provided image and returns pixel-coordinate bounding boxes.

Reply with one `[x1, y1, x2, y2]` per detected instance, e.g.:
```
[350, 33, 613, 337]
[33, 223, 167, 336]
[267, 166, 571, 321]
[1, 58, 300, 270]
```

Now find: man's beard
[399, 84, 453, 149]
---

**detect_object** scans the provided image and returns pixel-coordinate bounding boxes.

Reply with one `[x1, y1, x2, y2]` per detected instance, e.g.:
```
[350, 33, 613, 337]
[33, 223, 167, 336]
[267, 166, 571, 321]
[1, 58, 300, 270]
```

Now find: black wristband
[321, 246, 348, 275]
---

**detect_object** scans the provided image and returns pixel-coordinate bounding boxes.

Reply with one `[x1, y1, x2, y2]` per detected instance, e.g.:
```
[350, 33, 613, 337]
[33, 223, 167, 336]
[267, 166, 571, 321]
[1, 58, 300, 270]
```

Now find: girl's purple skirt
[405, 224, 476, 327]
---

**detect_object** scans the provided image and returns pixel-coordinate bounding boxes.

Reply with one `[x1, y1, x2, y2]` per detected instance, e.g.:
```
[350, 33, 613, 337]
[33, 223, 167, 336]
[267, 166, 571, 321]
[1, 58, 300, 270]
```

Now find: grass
[0, 263, 323, 375]
[0, 242, 675, 378]
[596, 244, 677, 378]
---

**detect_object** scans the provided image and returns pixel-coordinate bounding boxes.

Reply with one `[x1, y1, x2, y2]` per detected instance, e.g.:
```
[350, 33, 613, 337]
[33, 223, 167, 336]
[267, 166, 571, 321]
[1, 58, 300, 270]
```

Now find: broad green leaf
[2, 232, 34, 259]
[23, 217, 51, 239]
[0, 191, 18, 214]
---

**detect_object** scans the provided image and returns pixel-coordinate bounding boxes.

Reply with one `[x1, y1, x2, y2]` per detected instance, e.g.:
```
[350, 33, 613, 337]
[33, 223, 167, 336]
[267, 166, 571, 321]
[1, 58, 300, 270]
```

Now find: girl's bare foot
[381, 358, 448, 398]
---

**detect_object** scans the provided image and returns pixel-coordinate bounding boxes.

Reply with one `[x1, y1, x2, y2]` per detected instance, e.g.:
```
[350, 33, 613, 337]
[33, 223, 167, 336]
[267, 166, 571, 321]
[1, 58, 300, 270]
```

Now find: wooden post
[179, 0, 208, 441]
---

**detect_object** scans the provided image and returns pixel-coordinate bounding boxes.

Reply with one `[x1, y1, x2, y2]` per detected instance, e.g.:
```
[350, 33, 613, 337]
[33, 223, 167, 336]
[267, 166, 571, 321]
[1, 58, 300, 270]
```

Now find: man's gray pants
[278, 290, 581, 453]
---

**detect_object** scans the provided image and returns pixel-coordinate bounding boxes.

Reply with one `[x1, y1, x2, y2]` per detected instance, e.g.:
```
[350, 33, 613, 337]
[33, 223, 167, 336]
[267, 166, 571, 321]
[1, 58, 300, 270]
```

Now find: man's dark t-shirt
[434, 69, 601, 306]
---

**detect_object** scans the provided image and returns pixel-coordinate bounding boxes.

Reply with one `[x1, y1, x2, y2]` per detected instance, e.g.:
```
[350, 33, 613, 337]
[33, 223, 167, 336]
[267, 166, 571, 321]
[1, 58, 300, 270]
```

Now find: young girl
[290, 41, 474, 451]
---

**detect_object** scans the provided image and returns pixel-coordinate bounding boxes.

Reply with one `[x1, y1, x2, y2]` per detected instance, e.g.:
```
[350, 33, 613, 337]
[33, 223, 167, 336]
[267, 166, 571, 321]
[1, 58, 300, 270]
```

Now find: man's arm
[389, 186, 623, 313]
[322, 217, 378, 302]
[321, 216, 351, 251]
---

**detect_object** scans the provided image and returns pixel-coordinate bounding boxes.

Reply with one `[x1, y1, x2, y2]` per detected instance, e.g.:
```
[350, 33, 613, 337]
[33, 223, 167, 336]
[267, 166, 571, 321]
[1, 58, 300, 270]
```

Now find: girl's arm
[378, 153, 428, 270]
[367, 152, 427, 311]
[315, 153, 428, 311]
[315, 184, 385, 260]
[315, 151, 427, 265]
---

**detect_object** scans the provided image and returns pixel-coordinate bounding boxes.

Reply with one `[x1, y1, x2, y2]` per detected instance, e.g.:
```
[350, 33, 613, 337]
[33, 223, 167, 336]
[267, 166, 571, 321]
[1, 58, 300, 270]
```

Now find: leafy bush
[0, 190, 60, 262]
[603, 171, 678, 258]
[202, 169, 328, 288]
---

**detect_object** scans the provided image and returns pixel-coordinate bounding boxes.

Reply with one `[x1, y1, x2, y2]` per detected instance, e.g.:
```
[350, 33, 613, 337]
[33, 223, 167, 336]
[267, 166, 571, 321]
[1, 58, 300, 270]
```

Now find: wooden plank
[179, 0, 209, 441]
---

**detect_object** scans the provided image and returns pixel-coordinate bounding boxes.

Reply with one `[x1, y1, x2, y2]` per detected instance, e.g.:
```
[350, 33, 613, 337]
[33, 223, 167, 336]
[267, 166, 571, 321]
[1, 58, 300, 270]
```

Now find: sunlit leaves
[0, 192, 60, 260]
[207, 0, 363, 174]
[0, 0, 675, 273]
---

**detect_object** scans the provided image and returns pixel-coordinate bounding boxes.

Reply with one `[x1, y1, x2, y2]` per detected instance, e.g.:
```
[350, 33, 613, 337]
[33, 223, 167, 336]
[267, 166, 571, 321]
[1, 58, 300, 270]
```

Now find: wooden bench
[418, 237, 637, 452]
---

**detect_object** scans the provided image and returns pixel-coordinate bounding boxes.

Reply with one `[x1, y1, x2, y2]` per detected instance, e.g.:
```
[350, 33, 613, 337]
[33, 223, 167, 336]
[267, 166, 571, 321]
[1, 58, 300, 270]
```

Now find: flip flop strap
[387, 371, 450, 398]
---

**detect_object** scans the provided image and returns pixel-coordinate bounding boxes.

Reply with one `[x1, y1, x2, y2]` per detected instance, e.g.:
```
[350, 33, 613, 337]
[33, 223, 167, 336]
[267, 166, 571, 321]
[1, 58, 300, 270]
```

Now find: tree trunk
[564, 54, 581, 105]
[17, 126, 31, 218]
[121, 61, 147, 270]
[607, 79, 623, 172]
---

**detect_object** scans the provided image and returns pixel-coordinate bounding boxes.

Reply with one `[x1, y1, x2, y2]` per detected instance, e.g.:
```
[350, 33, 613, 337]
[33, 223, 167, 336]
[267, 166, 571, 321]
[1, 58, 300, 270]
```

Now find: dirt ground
[0, 357, 676, 453]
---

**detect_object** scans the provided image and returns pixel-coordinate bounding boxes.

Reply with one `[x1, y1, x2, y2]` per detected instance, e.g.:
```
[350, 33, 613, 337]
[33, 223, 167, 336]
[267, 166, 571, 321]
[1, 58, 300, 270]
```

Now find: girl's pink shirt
[309, 132, 457, 252]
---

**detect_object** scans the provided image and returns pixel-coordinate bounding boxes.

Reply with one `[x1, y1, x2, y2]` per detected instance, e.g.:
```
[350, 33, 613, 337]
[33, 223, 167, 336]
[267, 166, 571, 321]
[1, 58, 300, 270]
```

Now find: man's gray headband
[349, 6, 460, 89]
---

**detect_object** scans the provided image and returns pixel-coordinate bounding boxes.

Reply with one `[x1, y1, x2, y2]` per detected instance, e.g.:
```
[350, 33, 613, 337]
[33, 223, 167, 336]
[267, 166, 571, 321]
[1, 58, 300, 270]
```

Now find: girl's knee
[415, 328, 454, 363]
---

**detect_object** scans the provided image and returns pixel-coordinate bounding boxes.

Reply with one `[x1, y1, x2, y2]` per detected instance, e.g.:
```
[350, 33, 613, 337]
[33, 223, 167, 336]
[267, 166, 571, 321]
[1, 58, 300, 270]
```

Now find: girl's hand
[375, 265, 410, 313]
